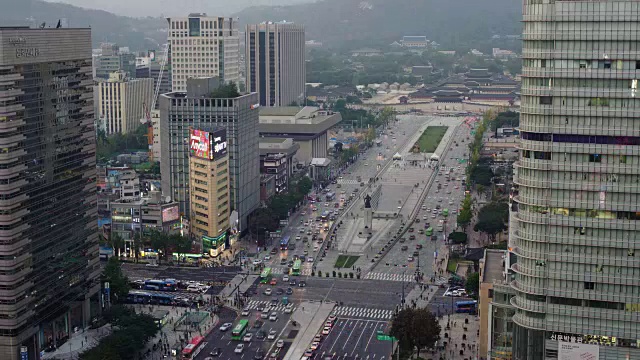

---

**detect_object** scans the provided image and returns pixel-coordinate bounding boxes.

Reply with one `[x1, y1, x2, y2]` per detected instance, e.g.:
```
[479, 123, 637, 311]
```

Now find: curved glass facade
[513, 1, 640, 359]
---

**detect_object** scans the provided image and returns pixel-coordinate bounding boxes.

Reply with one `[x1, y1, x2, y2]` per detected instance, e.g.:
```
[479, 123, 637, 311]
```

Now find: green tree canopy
[210, 82, 240, 98]
[474, 202, 509, 241]
[470, 164, 494, 186]
[457, 194, 473, 231]
[465, 272, 480, 299]
[448, 232, 468, 245]
[102, 258, 130, 304]
[390, 308, 441, 358]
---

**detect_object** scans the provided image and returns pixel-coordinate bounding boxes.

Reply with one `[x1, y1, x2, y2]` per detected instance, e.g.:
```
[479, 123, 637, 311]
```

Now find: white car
[269, 312, 278, 321]
[264, 255, 271, 261]
[267, 330, 277, 340]
[322, 327, 331, 335]
[241, 308, 250, 316]
[243, 333, 253, 342]
[219, 322, 233, 331]
[296, 235, 302, 240]
[276, 340, 285, 348]
[307, 257, 314, 262]
[284, 304, 294, 314]
[252, 259, 262, 265]
[264, 288, 272, 296]
[422, 215, 428, 220]
[283, 275, 289, 281]
[234, 344, 245, 354]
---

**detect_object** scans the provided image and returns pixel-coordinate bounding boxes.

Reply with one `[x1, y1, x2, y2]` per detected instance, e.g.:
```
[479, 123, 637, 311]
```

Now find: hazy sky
[42, 0, 315, 17]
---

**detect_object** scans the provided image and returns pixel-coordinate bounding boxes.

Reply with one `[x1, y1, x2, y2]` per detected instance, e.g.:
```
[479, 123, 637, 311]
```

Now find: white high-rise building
[246, 22, 305, 107]
[97, 71, 153, 135]
[167, 13, 240, 92]
[512, 0, 640, 359]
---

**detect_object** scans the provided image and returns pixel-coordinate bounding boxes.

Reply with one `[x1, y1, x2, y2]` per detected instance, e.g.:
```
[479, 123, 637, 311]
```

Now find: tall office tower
[167, 14, 240, 92]
[96, 71, 153, 135]
[512, 1, 640, 359]
[0, 27, 99, 359]
[94, 43, 136, 80]
[160, 78, 259, 233]
[189, 128, 231, 257]
[246, 22, 306, 107]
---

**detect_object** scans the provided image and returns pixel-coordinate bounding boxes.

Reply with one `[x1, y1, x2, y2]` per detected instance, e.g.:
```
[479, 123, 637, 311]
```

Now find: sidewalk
[42, 305, 220, 360]
[283, 301, 336, 360]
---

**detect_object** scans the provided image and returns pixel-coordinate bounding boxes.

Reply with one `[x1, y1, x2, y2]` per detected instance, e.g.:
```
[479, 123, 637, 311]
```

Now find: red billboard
[190, 129, 210, 159]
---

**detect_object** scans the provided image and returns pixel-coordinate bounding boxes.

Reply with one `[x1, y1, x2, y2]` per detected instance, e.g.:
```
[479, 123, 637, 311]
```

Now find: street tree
[102, 257, 130, 303]
[296, 176, 313, 195]
[457, 194, 473, 231]
[148, 229, 170, 264]
[466, 272, 480, 299]
[390, 308, 441, 358]
[474, 202, 509, 242]
[448, 232, 468, 245]
[170, 233, 193, 258]
[132, 232, 142, 263]
[109, 232, 124, 258]
[249, 208, 279, 245]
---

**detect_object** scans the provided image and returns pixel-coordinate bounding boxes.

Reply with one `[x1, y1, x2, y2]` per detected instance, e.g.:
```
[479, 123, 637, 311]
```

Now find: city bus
[182, 336, 205, 359]
[280, 235, 290, 250]
[321, 211, 330, 221]
[291, 259, 302, 276]
[231, 319, 249, 340]
[260, 268, 272, 284]
[126, 290, 176, 305]
[143, 279, 177, 292]
[455, 300, 478, 314]
[425, 227, 433, 236]
[326, 192, 336, 201]
[442, 209, 449, 217]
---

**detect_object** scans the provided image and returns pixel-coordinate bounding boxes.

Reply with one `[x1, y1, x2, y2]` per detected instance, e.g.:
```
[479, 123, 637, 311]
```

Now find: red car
[408, 228, 414, 233]
[270, 278, 277, 286]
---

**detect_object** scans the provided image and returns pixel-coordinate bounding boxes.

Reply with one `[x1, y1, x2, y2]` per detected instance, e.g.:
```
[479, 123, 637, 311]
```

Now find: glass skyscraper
[513, 1, 640, 359]
[0, 27, 100, 359]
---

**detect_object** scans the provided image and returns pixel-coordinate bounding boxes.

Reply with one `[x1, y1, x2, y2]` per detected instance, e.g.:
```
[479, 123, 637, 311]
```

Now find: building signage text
[9, 37, 27, 46]
[16, 48, 40, 58]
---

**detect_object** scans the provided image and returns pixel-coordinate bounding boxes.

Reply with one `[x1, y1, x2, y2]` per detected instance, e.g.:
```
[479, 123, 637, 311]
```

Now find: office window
[539, 96, 552, 105]
[589, 154, 602, 163]
[584, 282, 595, 290]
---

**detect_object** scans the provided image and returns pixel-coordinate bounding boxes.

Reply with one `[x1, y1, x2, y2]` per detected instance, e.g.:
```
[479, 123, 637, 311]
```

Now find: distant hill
[234, 0, 522, 48]
[43, 0, 317, 18]
[0, 0, 166, 50]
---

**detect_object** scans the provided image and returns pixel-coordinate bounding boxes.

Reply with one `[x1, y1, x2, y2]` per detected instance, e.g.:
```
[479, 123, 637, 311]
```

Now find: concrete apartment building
[188, 128, 231, 257]
[96, 70, 153, 135]
[259, 138, 300, 195]
[167, 14, 240, 92]
[246, 22, 305, 107]
[0, 27, 100, 359]
[159, 78, 260, 233]
[512, 1, 640, 358]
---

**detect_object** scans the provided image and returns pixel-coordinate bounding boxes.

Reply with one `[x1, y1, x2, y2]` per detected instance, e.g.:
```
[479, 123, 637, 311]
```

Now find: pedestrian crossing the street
[245, 300, 297, 313]
[332, 306, 394, 320]
[364, 272, 415, 282]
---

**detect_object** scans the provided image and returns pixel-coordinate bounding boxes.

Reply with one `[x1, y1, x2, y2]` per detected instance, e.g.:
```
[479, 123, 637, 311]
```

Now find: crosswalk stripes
[337, 179, 359, 185]
[434, 276, 448, 285]
[364, 272, 415, 282]
[245, 300, 296, 313]
[332, 306, 394, 320]
[267, 267, 311, 276]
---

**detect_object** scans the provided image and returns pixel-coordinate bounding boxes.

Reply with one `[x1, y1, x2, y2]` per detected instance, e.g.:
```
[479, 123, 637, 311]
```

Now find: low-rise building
[350, 48, 383, 57]
[479, 249, 516, 360]
[401, 36, 429, 48]
[109, 191, 181, 256]
[260, 174, 277, 202]
[259, 106, 341, 166]
[259, 138, 300, 194]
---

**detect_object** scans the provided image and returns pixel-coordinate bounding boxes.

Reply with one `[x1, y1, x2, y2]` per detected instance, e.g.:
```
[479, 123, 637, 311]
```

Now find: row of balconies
[518, 139, 640, 156]
[513, 211, 640, 232]
[522, 31, 640, 42]
[0, 73, 23, 83]
[514, 193, 639, 213]
[520, 86, 640, 99]
[511, 228, 640, 249]
[523, 13, 640, 24]
[511, 311, 545, 331]
[515, 158, 640, 175]
[514, 175, 640, 193]
[520, 104, 640, 118]
[518, 123, 640, 137]
[521, 67, 640, 79]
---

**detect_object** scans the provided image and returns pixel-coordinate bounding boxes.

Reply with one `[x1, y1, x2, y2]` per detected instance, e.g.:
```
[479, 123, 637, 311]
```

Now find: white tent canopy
[392, 153, 402, 160]
[430, 154, 440, 161]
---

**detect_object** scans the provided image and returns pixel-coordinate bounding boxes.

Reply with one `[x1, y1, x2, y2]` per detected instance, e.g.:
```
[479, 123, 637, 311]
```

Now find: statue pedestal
[363, 208, 373, 236]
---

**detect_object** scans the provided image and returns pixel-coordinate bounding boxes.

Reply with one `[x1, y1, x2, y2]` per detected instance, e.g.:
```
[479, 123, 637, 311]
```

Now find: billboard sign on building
[211, 128, 228, 160]
[558, 341, 599, 360]
[189, 128, 211, 159]
[162, 205, 180, 223]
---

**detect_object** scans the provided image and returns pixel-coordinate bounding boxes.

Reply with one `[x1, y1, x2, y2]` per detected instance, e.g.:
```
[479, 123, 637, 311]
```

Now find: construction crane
[141, 44, 169, 161]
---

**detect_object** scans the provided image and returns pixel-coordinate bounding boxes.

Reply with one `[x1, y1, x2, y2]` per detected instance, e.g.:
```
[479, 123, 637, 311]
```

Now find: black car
[289, 279, 296, 286]
[276, 288, 284, 295]
[209, 348, 222, 357]
[256, 331, 266, 340]
[253, 320, 263, 329]
[298, 281, 306, 287]
[254, 350, 265, 360]
[288, 261, 294, 267]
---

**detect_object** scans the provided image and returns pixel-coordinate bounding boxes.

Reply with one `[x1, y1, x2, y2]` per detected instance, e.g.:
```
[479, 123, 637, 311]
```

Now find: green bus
[425, 227, 433, 236]
[442, 209, 449, 217]
[260, 268, 272, 284]
[291, 259, 302, 276]
[231, 319, 249, 340]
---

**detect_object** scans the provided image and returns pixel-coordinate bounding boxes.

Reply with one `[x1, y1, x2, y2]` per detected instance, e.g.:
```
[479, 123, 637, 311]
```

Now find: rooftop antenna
[56, 19, 61, 29]
[39, 22, 46, 29]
